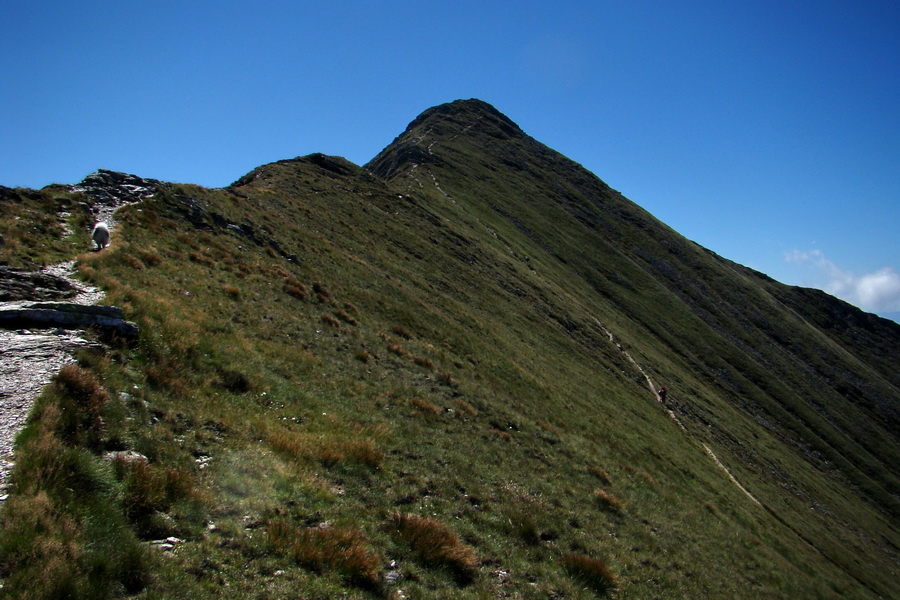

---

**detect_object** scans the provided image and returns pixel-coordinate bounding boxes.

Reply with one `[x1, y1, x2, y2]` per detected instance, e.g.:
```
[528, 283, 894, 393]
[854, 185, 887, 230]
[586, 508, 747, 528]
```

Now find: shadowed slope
[368, 98, 900, 595]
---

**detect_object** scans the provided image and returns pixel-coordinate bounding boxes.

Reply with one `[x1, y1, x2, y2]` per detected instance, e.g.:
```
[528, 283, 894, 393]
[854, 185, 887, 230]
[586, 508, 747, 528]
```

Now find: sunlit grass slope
[0, 99, 897, 599]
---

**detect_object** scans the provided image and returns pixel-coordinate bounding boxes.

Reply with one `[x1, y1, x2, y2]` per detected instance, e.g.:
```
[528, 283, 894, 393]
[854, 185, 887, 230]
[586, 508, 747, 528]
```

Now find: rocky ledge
[0, 302, 138, 340]
[0, 266, 78, 301]
[0, 264, 136, 339]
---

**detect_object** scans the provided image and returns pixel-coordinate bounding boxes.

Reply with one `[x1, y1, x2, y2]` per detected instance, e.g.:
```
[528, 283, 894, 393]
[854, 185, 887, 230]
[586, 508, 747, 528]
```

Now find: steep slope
[367, 99, 900, 594]
[0, 100, 897, 599]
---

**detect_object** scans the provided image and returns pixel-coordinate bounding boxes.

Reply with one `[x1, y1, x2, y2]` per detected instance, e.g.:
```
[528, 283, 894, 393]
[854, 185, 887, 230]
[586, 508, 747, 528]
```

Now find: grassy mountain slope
[0, 99, 897, 599]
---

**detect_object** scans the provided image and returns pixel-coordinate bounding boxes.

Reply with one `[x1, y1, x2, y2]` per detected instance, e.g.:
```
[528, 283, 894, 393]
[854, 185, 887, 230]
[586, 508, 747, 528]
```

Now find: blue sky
[2, 1, 898, 321]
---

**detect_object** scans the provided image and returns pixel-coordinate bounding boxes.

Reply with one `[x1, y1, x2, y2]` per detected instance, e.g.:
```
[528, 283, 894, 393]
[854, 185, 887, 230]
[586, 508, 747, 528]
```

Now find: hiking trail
[595, 318, 761, 506]
[0, 172, 152, 495]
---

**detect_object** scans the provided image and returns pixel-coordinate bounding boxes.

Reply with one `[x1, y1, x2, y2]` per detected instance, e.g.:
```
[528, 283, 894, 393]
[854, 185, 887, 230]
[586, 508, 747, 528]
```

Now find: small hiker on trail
[657, 387, 667, 403]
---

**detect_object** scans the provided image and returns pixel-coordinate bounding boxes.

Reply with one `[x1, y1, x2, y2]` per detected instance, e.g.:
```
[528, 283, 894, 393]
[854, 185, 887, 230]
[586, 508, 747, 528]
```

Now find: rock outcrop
[0, 302, 138, 340]
[70, 169, 159, 206]
[0, 266, 77, 301]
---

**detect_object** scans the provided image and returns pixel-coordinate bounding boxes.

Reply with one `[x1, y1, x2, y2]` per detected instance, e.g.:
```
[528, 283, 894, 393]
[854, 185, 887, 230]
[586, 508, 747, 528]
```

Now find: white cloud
[784, 249, 900, 314]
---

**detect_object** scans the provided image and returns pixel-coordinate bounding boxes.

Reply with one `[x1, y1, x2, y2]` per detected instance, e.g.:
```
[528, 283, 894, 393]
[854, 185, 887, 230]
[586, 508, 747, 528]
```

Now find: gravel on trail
[0, 170, 153, 495]
[0, 261, 107, 495]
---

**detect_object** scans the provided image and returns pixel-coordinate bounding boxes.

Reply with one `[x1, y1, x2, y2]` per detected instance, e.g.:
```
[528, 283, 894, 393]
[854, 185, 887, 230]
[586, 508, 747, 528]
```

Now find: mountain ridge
[0, 98, 897, 599]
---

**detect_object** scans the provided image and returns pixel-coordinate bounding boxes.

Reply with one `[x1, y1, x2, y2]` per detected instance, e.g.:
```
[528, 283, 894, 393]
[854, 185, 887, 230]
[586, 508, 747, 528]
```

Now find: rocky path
[0, 170, 154, 495]
[0, 263, 106, 494]
[0, 330, 101, 492]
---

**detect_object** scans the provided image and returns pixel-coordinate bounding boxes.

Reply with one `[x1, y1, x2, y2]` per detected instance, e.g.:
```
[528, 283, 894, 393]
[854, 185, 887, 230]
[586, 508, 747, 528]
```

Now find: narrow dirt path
[595, 318, 761, 505]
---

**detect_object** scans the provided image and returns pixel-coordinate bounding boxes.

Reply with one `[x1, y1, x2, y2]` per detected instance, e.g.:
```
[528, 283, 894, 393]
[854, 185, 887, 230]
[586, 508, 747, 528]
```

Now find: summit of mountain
[1, 99, 898, 599]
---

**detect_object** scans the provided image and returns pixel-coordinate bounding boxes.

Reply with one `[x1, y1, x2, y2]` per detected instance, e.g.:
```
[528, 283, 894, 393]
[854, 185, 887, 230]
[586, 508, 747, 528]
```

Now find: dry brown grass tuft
[536, 420, 561, 435]
[436, 371, 458, 387]
[453, 400, 478, 416]
[136, 248, 163, 266]
[389, 512, 479, 583]
[561, 553, 617, 594]
[313, 282, 332, 303]
[410, 397, 442, 417]
[387, 342, 409, 357]
[52, 364, 108, 447]
[114, 458, 196, 525]
[333, 309, 359, 326]
[320, 438, 384, 469]
[268, 521, 382, 589]
[623, 464, 655, 485]
[189, 250, 215, 266]
[593, 488, 624, 512]
[122, 254, 146, 270]
[0, 491, 82, 596]
[284, 280, 308, 300]
[221, 284, 242, 299]
[591, 466, 612, 485]
[391, 325, 413, 339]
[411, 355, 434, 370]
[145, 362, 188, 398]
[488, 429, 512, 442]
[322, 313, 341, 328]
[268, 428, 383, 470]
[355, 350, 372, 363]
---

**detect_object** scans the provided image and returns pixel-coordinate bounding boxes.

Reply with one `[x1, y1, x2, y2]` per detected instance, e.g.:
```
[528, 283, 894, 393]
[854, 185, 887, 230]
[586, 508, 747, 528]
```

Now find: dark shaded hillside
[1, 99, 897, 599]
[368, 99, 900, 589]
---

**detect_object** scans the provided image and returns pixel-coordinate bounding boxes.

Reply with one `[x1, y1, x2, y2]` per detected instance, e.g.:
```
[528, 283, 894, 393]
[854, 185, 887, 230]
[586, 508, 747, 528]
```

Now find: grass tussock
[436, 371, 458, 387]
[499, 491, 549, 545]
[0, 491, 149, 599]
[284, 279, 308, 299]
[389, 512, 479, 583]
[320, 437, 384, 469]
[0, 386, 151, 596]
[313, 282, 332, 303]
[113, 458, 197, 536]
[268, 428, 383, 470]
[392, 325, 413, 339]
[52, 363, 109, 449]
[453, 399, 478, 416]
[222, 284, 242, 299]
[322, 313, 341, 328]
[411, 355, 434, 370]
[488, 428, 512, 442]
[136, 247, 163, 266]
[561, 553, 617, 595]
[333, 309, 359, 326]
[268, 521, 383, 590]
[593, 488, 624, 512]
[387, 341, 409, 357]
[122, 253, 146, 270]
[591, 466, 612, 485]
[189, 250, 215, 266]
[410, 397, 442, 417]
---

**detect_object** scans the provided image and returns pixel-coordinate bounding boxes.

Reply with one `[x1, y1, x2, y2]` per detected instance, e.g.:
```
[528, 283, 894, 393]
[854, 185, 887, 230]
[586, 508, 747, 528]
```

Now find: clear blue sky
[3, 1, 898, 321]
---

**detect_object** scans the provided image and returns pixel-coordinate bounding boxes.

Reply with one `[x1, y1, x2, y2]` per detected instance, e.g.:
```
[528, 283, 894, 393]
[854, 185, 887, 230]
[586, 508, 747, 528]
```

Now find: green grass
[0, 100, 897, 599]
[0, 185, 95, 268]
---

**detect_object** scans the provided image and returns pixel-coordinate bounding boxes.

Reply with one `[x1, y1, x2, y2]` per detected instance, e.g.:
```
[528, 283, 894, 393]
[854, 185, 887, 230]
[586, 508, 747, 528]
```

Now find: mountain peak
[404, 98, 523, 137]
[365, 99, 527, 179]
